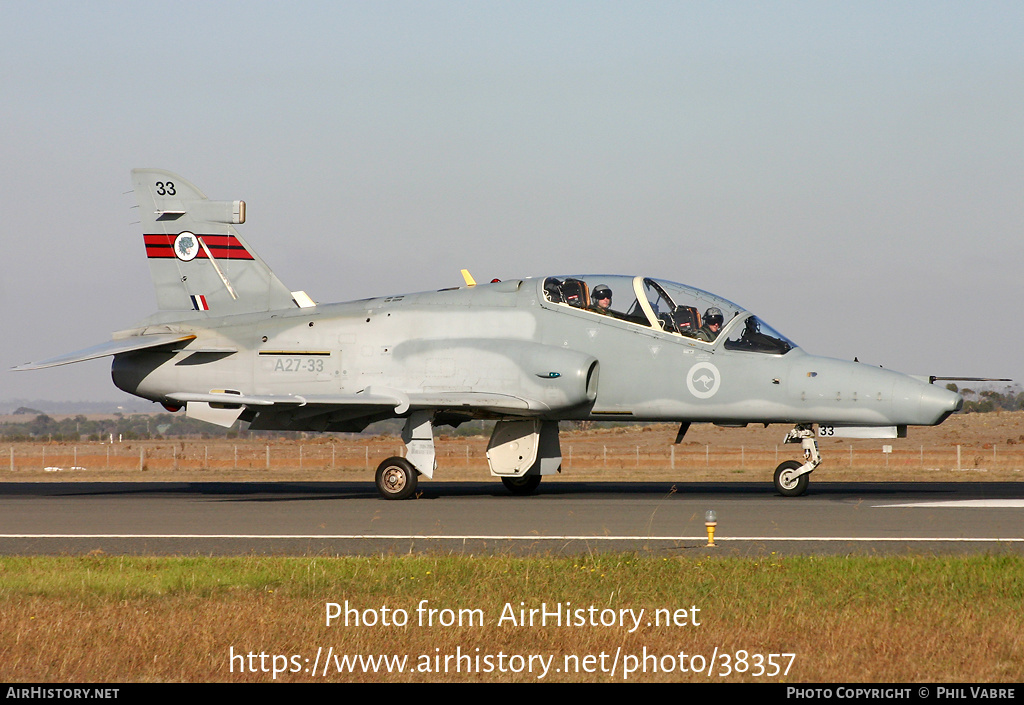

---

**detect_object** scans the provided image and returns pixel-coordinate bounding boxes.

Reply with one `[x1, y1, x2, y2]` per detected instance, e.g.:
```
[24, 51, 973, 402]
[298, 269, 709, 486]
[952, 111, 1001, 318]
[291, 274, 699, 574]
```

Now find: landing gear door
[486, 420, 562, 477]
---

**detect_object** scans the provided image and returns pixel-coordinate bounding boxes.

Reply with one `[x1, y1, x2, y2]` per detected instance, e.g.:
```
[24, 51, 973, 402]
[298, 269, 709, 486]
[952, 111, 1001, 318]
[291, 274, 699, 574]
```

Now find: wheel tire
[501, 474, 542, 496]
[773, 460, 809, 497]
[375, 457, 418, 500]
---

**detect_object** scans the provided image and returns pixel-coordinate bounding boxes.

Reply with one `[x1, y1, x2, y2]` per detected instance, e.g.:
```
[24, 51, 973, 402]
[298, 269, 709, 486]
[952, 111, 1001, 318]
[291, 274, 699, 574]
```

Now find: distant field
[4, 411, 1023, 485]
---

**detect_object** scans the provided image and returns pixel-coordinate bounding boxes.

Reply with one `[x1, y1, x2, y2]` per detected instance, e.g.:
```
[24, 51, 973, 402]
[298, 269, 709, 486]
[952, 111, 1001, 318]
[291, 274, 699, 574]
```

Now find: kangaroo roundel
[686, 362, 720, 399]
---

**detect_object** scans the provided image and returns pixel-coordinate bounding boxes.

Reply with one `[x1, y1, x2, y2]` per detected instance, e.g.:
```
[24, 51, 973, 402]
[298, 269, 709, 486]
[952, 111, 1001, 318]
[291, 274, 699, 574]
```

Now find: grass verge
[1, 554, 1022, 683]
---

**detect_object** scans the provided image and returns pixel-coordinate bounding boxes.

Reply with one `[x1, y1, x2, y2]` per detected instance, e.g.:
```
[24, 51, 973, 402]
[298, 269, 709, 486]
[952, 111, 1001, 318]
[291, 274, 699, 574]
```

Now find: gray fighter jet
[16, 169, 965, 499]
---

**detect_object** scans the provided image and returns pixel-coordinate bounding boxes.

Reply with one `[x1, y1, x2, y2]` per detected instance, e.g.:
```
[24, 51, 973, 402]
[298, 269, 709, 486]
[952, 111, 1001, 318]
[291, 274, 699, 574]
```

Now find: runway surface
[1, 480, 1022, 556]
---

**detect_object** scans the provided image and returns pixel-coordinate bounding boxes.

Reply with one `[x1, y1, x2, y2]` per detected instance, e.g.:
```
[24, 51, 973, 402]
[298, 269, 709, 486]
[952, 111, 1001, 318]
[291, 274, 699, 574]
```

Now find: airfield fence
[4, 439, 1023, 477]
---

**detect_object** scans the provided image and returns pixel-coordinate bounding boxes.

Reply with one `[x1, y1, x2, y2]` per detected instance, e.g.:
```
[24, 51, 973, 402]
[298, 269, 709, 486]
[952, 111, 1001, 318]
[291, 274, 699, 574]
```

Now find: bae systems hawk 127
[16, 169, 967, 499]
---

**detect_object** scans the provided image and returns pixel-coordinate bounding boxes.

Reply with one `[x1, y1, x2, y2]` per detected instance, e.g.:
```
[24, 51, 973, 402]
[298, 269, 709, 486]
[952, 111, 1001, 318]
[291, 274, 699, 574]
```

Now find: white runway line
[875, 500, 1024, 508]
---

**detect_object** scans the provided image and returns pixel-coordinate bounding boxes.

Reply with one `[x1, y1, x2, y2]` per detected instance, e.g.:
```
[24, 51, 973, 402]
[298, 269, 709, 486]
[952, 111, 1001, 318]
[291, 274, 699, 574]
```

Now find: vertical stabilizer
[132, 168, 299, 315]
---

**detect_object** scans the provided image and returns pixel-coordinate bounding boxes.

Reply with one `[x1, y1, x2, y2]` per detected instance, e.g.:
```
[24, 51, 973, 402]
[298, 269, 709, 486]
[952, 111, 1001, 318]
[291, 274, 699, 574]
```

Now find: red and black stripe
[143, 234, 255, 260]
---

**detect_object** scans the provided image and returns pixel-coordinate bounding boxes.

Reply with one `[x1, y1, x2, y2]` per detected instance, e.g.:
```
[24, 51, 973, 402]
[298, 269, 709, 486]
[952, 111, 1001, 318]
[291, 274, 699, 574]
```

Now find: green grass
[1, 554, 1022, 682]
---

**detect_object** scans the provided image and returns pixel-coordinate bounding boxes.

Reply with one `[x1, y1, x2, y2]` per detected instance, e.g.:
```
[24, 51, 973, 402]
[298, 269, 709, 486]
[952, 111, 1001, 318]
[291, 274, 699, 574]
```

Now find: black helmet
[704, 307, 723, 326]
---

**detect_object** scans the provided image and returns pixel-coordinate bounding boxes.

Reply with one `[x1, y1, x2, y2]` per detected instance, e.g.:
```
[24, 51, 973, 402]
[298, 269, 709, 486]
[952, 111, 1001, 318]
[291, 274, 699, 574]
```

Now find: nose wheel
[774, 460, 810, 497]
[774, 424, 821, 497]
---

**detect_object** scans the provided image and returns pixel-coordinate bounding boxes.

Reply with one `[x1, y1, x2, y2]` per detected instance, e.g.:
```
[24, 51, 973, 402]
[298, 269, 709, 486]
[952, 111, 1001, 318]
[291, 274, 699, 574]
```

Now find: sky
[2, 1, 1022, 406]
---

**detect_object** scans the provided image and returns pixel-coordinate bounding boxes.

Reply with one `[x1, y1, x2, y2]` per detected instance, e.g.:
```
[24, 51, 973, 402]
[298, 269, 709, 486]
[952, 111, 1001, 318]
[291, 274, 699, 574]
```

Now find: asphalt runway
[1, 480, 1022, 556]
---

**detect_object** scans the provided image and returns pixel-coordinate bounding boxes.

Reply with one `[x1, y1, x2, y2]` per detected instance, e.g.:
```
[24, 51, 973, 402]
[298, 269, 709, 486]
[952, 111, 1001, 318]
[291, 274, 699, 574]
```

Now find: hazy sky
[2, 1, 1022, 404]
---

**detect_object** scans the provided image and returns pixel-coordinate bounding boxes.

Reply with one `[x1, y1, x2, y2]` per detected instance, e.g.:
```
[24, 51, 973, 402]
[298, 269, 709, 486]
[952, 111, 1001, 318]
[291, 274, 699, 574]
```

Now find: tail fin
[132, 168, 304, 315]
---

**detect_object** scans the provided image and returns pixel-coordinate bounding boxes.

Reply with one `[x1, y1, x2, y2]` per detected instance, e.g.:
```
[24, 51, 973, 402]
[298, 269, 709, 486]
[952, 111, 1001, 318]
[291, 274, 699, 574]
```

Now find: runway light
[705, 509, 718, 548]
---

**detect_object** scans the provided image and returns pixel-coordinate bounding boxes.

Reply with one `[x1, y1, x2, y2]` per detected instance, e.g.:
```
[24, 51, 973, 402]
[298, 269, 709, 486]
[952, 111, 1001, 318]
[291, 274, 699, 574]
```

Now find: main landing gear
[773, 424, 821, 497]
[375, 457, 418, 500]
[500, 474, 543, 495]
[487, 419, 560, 497]
[375, 410, 434, 500]
[372, 414, 562, 499]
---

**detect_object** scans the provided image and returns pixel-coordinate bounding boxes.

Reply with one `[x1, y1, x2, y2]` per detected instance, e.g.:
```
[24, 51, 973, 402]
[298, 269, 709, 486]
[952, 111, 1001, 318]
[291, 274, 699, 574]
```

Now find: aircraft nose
[918, 383, 963, 424]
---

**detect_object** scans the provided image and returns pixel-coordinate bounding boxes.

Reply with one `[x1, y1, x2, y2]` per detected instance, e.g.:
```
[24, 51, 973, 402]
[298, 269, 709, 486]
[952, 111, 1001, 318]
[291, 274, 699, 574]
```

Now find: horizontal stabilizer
[12, 333, 196, 370]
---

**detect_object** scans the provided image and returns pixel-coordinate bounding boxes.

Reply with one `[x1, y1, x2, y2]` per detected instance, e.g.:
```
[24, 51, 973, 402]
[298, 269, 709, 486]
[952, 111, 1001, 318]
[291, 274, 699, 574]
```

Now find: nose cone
[918, 383, 963, 425]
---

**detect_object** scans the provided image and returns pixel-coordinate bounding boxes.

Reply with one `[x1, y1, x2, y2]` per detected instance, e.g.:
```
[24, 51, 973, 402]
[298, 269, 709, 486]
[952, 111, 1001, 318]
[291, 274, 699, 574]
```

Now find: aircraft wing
[167, 389, 546, 415]
[167, 389, 406, 410]
[405, 391, 540, 413]
[166, 386, 559, 430]
[12, 333, 198, 370]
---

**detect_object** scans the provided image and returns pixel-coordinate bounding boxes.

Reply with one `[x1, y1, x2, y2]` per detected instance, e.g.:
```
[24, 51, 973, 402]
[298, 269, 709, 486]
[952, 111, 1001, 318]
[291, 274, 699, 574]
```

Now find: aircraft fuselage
[112, 276, 961, 433]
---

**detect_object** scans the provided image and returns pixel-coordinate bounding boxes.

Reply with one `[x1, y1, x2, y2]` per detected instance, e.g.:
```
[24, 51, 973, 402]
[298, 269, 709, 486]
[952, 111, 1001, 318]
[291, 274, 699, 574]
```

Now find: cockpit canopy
[542, 275, 796, 354]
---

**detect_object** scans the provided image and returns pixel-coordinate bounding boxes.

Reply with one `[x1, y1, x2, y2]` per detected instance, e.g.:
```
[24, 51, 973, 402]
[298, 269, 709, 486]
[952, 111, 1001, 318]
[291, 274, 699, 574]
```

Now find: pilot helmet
[704, 307, 724, 326]
[592, 285, 612, 305]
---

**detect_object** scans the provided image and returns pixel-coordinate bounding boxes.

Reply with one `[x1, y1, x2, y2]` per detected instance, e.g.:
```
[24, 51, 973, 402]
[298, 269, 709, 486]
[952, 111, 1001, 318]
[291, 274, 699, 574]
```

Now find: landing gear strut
[774, 424, 821, 497]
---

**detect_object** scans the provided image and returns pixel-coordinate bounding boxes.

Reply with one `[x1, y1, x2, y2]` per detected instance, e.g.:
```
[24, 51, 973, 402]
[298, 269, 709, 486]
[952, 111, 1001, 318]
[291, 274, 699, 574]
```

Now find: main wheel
[501, 474, 542, 496]
[375, 457, 418, 500]
[773, 460, 809, 497]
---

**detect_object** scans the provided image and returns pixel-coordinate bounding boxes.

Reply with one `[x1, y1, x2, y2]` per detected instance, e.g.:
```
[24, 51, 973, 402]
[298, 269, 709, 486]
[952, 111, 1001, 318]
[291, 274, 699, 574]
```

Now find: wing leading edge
[167, 388, 570, 429]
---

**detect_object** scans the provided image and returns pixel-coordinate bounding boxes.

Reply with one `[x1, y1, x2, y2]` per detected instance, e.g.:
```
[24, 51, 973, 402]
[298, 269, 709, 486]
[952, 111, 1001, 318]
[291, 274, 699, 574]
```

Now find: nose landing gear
[774, 424, 821, 496]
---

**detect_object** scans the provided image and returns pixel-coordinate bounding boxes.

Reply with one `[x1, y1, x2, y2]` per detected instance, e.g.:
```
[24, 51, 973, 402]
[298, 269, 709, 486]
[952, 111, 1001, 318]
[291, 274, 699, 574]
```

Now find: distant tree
[957, 384, 1024, 413]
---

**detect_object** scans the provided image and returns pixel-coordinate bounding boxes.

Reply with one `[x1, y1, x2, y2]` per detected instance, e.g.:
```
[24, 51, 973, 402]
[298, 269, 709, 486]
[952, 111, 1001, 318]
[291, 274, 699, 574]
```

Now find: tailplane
[132, 168, 307, 315]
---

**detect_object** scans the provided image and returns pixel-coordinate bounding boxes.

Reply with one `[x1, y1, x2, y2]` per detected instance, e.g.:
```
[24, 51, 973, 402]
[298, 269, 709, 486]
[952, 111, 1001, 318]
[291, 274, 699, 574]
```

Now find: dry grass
[1, 554, 1022, 683]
